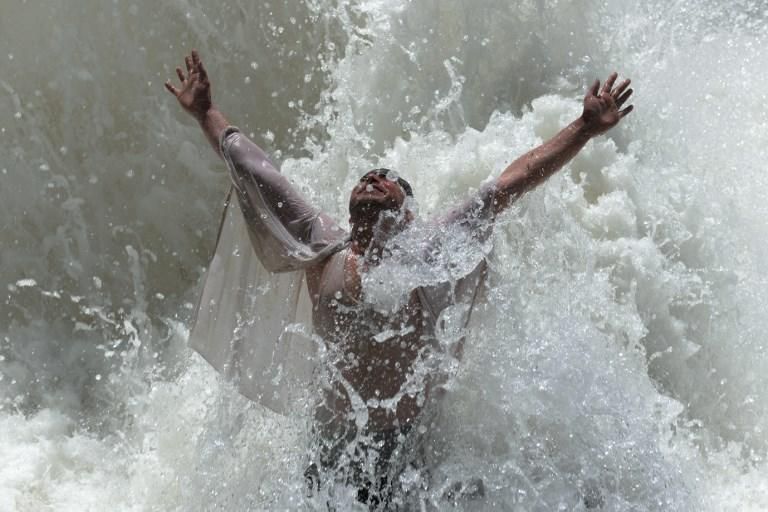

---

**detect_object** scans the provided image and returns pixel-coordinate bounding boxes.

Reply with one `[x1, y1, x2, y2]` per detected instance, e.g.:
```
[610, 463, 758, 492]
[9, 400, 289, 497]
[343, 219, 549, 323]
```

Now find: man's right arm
[164, 50, 228, 157]
[164, 51, 348, 272]
[197, 108, 230, 158]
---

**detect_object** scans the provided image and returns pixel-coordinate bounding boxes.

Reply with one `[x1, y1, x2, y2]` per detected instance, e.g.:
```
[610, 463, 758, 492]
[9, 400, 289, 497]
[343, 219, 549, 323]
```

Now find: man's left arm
[490, 72, 634, 215]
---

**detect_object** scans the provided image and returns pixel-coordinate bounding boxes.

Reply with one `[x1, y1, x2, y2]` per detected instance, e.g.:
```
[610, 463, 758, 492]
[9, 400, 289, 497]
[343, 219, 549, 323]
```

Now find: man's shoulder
[304, 247, 347, 298]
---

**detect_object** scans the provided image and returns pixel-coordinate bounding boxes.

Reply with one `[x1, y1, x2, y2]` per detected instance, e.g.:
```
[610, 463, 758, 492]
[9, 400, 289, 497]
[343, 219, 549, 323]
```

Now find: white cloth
[189, 128, 348, 415]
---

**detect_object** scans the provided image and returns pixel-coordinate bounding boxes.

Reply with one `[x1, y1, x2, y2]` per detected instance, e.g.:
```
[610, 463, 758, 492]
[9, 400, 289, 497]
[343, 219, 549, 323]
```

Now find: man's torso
[306, 248, 436, 430]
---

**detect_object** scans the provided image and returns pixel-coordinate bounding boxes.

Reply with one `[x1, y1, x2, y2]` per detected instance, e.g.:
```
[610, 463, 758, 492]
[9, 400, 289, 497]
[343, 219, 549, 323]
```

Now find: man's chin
[349, 197, 399, 218]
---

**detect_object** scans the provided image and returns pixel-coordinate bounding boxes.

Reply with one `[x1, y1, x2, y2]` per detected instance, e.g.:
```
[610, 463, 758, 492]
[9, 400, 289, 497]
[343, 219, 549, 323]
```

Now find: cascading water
[1, 0, 767, 510]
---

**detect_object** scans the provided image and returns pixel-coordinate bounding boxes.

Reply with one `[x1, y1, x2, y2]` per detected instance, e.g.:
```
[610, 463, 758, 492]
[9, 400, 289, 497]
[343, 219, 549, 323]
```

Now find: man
[165, 50, 632, 508]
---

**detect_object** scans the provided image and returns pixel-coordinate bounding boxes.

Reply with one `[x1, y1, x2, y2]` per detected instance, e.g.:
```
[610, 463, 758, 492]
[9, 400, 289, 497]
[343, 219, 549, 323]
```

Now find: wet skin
[311, 254, 428, 430]
[306, 171, 426, 430]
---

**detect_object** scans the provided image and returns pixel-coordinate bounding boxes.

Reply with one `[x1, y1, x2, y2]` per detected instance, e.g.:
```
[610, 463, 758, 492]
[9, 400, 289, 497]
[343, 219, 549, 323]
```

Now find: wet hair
[366, 168, 414, 197]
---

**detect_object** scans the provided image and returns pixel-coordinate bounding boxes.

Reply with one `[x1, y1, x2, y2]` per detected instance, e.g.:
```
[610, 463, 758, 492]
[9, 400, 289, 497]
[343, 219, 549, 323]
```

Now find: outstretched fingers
[619, 105, 634, 118]
[165, 55, 191, 97]
[616, 88, 633, 107]
[601, 72, 618, 95]
[165, 51, 209, 99]
[588, 79, 600, 97]
[196, 57, 208, 80]
[613, 78, 631, 97]
[164, 81, 179, 96]
[189, 50, 207, 79]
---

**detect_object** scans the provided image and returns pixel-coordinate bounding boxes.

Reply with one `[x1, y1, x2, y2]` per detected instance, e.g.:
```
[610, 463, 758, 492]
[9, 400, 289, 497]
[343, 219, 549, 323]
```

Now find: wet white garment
[189, 128, 348, 415]
[189, 128, 495, 416]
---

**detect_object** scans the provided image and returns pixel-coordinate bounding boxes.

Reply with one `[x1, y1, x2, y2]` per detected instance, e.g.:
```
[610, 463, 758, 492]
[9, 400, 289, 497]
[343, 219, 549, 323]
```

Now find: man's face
[349, 170, 408, 218]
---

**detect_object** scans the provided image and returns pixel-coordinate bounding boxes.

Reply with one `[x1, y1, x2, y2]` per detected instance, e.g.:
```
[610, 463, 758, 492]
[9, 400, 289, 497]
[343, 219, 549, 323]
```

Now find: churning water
[1, 0, 768, 510]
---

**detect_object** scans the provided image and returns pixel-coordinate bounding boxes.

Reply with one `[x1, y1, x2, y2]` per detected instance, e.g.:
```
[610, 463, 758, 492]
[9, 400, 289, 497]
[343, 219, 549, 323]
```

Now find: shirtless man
[165, 50, 633, 507]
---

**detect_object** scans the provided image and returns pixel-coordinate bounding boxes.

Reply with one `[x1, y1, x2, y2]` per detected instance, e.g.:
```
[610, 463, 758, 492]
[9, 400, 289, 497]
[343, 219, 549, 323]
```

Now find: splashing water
[1, 0, 767, 510]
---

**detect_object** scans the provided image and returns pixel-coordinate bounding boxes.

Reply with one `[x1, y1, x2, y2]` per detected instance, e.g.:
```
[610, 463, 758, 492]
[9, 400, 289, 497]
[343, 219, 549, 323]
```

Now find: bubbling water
[1, 0, 767, 510]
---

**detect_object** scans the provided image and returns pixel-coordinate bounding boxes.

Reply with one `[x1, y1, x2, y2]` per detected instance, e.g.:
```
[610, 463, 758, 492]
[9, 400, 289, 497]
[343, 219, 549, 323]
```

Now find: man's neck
[349, 222, 387, 257]
[349, 209, 406, 258]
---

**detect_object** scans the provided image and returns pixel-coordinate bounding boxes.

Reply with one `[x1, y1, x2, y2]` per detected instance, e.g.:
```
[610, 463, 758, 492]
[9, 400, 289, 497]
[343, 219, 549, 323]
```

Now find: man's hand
[165, 50, 230, 156]
[165, 50, 212, 121]
[491, 71, 635, 212]
[581, 72, 633, 136]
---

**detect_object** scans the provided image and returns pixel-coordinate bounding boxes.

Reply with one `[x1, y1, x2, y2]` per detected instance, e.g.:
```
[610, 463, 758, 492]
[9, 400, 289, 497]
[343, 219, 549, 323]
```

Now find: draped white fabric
[188, 128, 348, 416]
[189, 191, 319, 415]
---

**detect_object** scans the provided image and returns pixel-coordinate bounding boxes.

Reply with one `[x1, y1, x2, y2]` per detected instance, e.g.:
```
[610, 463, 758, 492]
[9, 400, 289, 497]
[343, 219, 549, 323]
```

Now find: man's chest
[311, 250, 427, 343]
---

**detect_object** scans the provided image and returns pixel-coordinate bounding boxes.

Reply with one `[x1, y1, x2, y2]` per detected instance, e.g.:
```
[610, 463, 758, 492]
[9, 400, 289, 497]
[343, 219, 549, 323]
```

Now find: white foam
[1, 0, 767, 510]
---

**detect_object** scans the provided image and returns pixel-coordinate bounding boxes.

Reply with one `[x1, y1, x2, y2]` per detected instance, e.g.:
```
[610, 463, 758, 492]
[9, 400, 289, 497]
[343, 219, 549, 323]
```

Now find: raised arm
[164, 50, 229, 157]
[164, 51, 347, 272]
[492, 72, 633, 214]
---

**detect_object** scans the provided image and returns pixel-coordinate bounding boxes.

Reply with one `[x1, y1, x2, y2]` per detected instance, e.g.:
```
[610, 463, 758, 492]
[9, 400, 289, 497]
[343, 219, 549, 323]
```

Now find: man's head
[348, 168, 413, 222]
